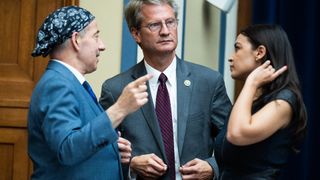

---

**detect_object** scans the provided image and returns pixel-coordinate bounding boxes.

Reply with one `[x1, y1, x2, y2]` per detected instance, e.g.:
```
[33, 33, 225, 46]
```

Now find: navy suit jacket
[99, 58, 232, 179]
[28, 60, 122, 180]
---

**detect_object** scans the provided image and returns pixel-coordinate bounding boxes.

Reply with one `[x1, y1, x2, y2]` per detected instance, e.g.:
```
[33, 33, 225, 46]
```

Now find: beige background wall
[184, 0, 220, 70]
[80, 0, 123, 96]
[80, 0, 222, 97]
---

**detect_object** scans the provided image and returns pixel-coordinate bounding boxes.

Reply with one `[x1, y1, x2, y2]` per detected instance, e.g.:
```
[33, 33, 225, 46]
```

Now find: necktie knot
[158, 73, 168, 84]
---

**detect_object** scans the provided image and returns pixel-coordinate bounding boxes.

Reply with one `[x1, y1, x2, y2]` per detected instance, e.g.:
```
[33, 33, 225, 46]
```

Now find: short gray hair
[124, 0, 179, 30]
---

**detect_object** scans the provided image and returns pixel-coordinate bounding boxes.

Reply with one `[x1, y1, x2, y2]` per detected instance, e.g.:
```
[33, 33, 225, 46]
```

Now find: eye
[234, 44, 240, 52]
[148, 22, 161, 31]
[166, 19, 175, 26]
[94, 34, 99, 40]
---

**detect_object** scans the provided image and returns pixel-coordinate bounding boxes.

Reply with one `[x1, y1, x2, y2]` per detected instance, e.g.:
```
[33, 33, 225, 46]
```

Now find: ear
[130, 27, 141, 44]
[255, 45, 266, 61]
[70, 32, 81, 51]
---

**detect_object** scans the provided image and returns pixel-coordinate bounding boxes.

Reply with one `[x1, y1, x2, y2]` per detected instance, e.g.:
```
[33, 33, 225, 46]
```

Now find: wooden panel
[237, 0, 252, 34]
[0, 107, 28, 127]
[0, 145, 14, 180]
[0, 1, 79, 179]
[0, 128, 28, 180]
[0, 0, 35, 109]
[0, 0, 20, 64]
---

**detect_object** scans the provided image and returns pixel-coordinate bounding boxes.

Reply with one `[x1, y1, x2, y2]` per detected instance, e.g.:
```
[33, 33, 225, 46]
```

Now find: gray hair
[124, 0, 179, 30]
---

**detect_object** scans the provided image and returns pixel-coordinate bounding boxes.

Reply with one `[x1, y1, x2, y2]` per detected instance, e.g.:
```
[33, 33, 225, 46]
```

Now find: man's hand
[117, 132, 132, 164]
[180, 158, 213, 180]
[107, 74, 153, 128]
[130, 153, 167, 179]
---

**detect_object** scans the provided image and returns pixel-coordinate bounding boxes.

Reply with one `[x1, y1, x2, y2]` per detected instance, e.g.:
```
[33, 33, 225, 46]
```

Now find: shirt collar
[144, 57, 176, 86]
[53, 59, 86, 84]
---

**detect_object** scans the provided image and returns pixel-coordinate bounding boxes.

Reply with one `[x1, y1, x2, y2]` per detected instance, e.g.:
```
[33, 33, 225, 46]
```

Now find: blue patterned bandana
[32, 6, 95, 57]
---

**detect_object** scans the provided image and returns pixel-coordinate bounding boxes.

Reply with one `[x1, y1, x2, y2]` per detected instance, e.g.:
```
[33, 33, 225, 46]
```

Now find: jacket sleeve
[208, 73, 231, 179]
[41, 80, 118, 166]
[210, 73, 232, 135]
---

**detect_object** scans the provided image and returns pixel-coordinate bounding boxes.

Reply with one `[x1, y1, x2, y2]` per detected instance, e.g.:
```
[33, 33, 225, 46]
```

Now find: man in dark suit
[28, 6, 151, 179]
[100, 0, 232, 179]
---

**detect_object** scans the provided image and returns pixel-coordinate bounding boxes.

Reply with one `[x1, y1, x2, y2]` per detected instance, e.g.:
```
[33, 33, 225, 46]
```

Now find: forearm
[106, 102, 127, 128]
[227, 81, 257, 140]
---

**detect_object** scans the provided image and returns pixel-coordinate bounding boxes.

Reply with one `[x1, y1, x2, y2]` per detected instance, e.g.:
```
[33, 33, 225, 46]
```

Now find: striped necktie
[156, 73, 175, 179]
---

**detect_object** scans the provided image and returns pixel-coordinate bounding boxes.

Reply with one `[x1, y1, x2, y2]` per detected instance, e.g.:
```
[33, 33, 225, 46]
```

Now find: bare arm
[227, 61, 291, 146]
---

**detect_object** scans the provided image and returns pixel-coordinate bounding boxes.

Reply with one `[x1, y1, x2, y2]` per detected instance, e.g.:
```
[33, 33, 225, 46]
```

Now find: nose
[228, 54, 235, 63]
[99, 39, 106, 51]
[159, 22, 170, 35]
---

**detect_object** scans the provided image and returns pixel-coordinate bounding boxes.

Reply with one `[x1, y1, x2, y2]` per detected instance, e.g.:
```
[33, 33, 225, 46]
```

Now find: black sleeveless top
[214, 89, 297, 180]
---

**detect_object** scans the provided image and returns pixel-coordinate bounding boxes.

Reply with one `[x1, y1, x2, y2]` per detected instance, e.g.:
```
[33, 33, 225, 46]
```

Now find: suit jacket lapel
[47, 60, 102, 115]
[132, 61, 167, 159]
[176, 58, 192, 156]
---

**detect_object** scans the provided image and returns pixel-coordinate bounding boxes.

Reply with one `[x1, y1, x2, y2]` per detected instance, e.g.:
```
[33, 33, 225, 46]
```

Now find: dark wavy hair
[240, 24, 307, 152]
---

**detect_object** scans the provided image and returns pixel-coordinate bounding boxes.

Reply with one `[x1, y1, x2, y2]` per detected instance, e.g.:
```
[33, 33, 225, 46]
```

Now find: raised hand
[107, 74, 153, 128]
[246, 60, 287, 88]
[117, 74, 152, 114]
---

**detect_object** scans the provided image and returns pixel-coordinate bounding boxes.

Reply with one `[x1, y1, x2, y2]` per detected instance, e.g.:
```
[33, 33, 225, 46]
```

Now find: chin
[159, 47, 176, 54]
[159, 44, 176, 50]
[231, 73, 240, 80]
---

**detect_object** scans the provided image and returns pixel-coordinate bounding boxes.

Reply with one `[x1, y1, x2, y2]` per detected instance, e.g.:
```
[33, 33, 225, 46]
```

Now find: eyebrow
[147, 17, 176, 23]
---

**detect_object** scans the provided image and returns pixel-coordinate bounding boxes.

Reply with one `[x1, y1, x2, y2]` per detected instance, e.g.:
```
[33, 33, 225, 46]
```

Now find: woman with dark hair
[214, 24, 307, 179]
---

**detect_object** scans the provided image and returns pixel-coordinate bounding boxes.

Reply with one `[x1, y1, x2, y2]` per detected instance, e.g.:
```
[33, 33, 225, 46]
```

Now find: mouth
[158, 39, 173, 44]
[229, 65, 234, 71]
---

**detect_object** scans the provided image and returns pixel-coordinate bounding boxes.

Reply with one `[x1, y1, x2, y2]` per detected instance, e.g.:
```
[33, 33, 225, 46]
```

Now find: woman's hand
[247, 60, 287, 88]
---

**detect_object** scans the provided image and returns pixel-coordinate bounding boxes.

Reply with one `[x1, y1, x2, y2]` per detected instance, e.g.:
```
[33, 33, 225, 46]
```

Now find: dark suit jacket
[28, 60, 122, 180]
[99, 58, 231, 179]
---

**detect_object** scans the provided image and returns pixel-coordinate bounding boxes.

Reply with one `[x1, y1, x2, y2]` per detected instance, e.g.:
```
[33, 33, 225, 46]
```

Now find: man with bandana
[28, 6, 152, 179]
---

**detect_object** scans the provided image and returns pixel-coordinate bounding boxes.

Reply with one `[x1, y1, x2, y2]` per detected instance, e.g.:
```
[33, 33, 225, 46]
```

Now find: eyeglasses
[140, 18, 178, 32]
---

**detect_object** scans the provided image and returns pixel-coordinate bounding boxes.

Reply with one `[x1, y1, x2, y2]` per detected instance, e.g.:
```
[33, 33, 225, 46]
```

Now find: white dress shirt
[144, 58, 182, 180]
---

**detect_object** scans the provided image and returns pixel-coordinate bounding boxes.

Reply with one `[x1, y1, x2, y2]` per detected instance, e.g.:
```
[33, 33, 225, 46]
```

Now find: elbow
[58, 153, 79, 166]
[226, 130, 250, 146]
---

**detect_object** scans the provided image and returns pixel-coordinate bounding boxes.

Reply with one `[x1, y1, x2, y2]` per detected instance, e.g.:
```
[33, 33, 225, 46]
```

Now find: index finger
[150, 155, 167, 172]
[261, 60, 271, 68]
[132, 74, 153, 86]
[272, 65, 287, 78]
[180, 165, 196, 175]
[118, 137, 131, 145]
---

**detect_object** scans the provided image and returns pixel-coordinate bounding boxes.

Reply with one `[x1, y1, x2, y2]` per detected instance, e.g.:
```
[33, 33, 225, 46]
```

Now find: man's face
[132, 4, 178, 56]
[77, 20, 105, 74]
